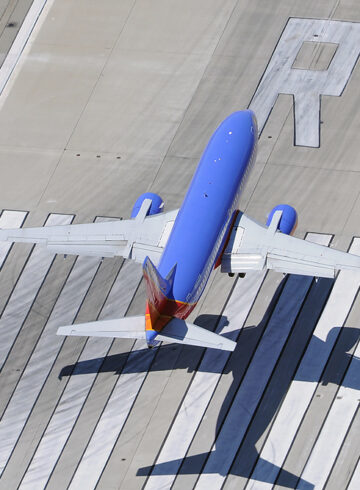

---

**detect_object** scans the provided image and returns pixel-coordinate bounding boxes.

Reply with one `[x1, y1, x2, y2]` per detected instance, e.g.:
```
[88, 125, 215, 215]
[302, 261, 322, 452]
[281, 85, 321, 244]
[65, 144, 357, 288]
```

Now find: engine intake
[266, 204, 297, 235]
[131, 192, 164, 218]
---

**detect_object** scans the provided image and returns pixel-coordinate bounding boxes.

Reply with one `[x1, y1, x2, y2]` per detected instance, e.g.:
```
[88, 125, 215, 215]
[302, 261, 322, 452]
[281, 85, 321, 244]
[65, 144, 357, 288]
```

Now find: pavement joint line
[144, 271, 268, 489]
[225, 254, 334, 489]
[170, 272, 287, 490]
[246, 238, 360, 489]
[19, 261, 143, 490]
[0, 216, 105, 477]
[68, 341, 157, 490]
[296, 334, 360, 488]
[0, 0, 51, 105]
[148, 0, 240, 194]
[0, 1, 359, 488]
[0, 212, 358, 488]
[271, 343, 358, 487]
[0, 213, 74, 372]
[347, 455, 360, 490]
[194, 234, 332, 489]
[0, 210, 27, 269]
[35, 0, 138, 210]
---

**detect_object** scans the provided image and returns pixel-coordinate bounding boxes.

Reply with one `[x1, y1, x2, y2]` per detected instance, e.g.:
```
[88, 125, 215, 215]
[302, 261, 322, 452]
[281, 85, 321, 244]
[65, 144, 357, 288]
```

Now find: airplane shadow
[59, 275, 360, 488]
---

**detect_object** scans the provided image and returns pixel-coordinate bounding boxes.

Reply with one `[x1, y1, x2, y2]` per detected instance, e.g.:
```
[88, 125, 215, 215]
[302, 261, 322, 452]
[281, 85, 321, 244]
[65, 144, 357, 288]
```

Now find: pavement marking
[195, 235, 331, 489]
[297, 338, 360, 489]
[250, 18, 360, 147]
[223, 264, 335, 490]
[0, 210, 27, 268]
[245, 238, 360, 489]
[144, 270, 266, 490]
[0, 220, 104, 476]
[68, 338, 155, 490]
[67, 274, 236, 488]
[19, 260, 143, 490]
[0, 0, 51, 105]
[348, 458, 360, 490]
[0, 213, 73, 371]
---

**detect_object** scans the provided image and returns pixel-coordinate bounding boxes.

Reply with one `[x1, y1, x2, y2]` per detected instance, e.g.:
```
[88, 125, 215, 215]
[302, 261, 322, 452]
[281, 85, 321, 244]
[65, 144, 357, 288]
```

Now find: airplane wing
[221, 211, 360, 278]
[57, 316, 236, 351]
[0, 200, 178, 266]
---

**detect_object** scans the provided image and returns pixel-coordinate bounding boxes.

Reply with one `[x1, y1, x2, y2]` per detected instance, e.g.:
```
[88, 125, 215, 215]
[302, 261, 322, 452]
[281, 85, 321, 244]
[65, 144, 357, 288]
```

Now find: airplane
[1, 110, 360, 351]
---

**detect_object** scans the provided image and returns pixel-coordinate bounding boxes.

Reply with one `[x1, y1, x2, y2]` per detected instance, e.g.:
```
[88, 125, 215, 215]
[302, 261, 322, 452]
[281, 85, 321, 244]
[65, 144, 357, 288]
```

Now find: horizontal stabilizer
[57, 316, 146, 339]
[157, 317, 236, 351]
[57, 316, 236, 351]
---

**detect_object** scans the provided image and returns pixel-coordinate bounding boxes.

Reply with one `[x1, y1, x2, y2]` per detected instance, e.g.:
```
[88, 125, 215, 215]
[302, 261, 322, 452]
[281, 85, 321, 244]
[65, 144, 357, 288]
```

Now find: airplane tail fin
[142, 256, 176, 306]
[57, 257, 236, 351]
[142, 257, 177, 346]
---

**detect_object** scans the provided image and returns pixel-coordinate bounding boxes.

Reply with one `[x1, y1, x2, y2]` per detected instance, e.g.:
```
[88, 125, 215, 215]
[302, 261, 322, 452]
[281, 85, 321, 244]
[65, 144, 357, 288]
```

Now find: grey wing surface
[0, 199, 178, 266]
[221, 211, 360, 278]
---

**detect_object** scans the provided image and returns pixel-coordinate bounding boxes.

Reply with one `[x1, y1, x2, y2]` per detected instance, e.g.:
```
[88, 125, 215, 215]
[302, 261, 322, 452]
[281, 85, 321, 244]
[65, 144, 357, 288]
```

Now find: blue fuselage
[158, 110, 257, 310]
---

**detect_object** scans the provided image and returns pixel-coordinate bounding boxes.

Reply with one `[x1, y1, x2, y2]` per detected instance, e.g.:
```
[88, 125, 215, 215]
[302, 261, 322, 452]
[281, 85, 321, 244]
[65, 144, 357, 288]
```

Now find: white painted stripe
[145, 271, 266, 490]
[250, 19, 360, 147]
[0, 214, 73, 370]
[0, 229, 103, 476]
[0, 0, 49, 99]
[69, 339, 155, 490]
[246, 238, 360, 490]
[69, 270, 248, 489]
[196, 235, 332, 489]
[0, 210, 27, 268]
[348, 458, 360, 490]
[297, 339, 360, 489]
[71, 268, 270, 490]
[19, 260, 142, 490]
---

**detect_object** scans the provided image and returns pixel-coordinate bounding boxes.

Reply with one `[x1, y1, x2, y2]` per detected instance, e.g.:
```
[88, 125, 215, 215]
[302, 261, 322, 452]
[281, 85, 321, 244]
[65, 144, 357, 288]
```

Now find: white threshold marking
[246, 238, 360, 490]
[0, 219, 104, 476]
[297, 338, 360, 489]
[19, 260, 143, 490]
[68, 340, 156, 490]
[195, 234, 331, 490]
[0, 210, 27, 268]
[348, 458, 360, 490]
[0, 0, 49, 99]
[67, 271, 257, 490]
[144, 270, 266, 490]
[0, 214, 73, 371]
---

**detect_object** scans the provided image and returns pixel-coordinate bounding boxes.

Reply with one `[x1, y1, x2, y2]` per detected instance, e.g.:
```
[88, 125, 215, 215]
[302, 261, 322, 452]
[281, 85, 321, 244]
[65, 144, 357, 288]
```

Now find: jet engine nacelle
[266, 204, 298, 235]
[131, 192, 164, 218]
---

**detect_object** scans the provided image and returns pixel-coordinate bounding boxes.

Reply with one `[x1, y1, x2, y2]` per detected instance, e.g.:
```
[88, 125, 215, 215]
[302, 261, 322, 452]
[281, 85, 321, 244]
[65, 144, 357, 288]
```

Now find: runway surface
[0, 1, 359, 489]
